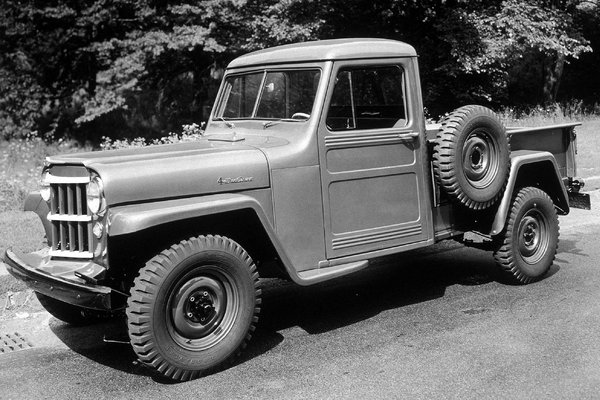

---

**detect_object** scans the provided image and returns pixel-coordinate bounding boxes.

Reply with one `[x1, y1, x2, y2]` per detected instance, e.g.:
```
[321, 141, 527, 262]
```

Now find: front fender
[490, 150, 569, 235]
[106, 192, 325, 286]
[108, 192, 274, 236]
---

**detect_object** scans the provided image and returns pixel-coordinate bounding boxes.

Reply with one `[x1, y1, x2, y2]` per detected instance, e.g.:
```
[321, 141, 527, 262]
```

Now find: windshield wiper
[215, 116, 236, 129]
[263, 120, 282, 129]
[263, 116, 309, 129]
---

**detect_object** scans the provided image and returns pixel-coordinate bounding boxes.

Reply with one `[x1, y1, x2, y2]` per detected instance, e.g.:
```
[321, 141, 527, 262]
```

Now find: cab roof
[227, 38, 417, 69]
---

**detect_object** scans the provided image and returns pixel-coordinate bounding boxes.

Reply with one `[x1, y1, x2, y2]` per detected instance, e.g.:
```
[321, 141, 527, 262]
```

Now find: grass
[0, 135, 91, 213]
[0, 212, 45, 296]
[0, 212, 46, 258]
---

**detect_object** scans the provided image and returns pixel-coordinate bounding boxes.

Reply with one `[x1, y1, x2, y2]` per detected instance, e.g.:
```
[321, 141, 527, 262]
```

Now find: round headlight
[87, 176, 104, 215]
[40, 170, 51, 202]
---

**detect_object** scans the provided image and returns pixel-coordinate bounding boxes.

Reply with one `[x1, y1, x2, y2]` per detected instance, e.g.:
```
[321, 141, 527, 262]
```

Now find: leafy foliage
[0, 0, 321, 140]
[466, 0, 592, 104]
[77, 0, 322, 137]
[100, 122, 204, 149]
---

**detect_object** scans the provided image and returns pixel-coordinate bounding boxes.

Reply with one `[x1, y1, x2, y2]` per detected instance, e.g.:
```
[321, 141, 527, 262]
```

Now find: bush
[498, 101, 600, 126]
[100, 123, 205, 150]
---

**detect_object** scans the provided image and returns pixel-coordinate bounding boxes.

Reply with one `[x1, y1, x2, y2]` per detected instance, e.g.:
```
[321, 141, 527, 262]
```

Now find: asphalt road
[1, 193, 600, 399]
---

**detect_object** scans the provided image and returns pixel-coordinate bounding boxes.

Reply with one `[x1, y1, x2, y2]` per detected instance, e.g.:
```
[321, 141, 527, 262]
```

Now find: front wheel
[126, 235, 261, 381]
[493, 187, 559, 284]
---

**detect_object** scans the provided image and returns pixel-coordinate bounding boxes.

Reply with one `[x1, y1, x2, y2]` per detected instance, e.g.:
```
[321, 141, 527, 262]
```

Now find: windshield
[217, 69, 321, 120]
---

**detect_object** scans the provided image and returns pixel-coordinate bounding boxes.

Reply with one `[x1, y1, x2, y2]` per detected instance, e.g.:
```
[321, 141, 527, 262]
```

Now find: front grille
[47, 175, 93, 258]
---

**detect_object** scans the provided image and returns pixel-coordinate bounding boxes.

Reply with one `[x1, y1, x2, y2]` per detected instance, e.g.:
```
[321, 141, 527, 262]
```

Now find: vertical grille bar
[68, 222, 76, 251]
[76, 184, 84, 215]
[50, 185, 58, 214]
[51, 222, 59, 250]
[67, 185, 75, 215]
[59, 221, 67, 251]
[58, 186, 66, 215]
[77, 222, 85, 251]
[76, 183, 86, 251]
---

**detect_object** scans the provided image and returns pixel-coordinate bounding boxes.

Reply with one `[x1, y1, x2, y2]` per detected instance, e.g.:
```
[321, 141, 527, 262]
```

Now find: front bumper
[4, 248, 114, 311]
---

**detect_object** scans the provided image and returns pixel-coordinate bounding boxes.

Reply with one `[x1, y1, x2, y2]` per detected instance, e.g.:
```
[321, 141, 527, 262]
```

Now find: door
[319, 59, 429, 259]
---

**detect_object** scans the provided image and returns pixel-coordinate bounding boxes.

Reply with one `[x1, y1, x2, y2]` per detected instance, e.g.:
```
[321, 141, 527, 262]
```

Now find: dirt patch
[0, 289, 43, 321]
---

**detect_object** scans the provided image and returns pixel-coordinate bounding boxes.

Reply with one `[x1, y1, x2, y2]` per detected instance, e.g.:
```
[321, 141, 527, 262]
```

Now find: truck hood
[47, 139, 270, 206]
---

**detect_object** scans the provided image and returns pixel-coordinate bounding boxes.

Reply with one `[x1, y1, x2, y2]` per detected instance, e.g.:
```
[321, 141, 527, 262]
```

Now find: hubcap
[517, 209, 549, 265]
[167, 267, 239, 350]
[187, 291, 215, 324]
[462, 130, 499, 188]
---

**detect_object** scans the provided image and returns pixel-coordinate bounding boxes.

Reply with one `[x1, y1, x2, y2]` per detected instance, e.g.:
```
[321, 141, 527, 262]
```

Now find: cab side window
[326, 65, 407, 131]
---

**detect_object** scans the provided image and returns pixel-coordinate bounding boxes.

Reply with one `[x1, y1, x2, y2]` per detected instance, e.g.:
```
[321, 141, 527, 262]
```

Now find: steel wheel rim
[517, 209, 549, 265]
[167, 265, 239, 351]
[462, 129, 499, 189]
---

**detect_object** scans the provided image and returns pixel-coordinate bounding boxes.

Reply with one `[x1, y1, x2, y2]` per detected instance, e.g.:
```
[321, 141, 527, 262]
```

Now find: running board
[296, 260, 369, 285]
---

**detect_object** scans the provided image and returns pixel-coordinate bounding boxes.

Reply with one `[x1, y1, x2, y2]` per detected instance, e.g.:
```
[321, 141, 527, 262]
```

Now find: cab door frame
[317, 57, 433, 260]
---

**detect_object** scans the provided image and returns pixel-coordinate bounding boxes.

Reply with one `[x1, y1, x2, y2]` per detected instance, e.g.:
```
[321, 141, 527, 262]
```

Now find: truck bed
[426, 122, 581, 182]
[427, 121, 586, 240]
[507, 122, 581, 180]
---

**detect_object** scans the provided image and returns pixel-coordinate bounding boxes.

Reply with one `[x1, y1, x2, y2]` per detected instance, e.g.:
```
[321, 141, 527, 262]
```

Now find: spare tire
[433, 105, 510, 210]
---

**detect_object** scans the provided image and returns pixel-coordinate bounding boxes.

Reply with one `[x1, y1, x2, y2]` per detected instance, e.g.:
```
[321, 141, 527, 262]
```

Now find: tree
[559, 0, 600, 105]
[0, 0, 134, 139]
[78, 0, 322, 138]
[1, 0, 598, 139]
[0, 0, 322, 140]
[456, 0, 592, 104]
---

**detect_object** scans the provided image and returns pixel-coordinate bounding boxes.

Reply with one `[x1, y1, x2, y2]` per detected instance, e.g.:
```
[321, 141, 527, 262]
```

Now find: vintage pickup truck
[4, 39, 591, 381]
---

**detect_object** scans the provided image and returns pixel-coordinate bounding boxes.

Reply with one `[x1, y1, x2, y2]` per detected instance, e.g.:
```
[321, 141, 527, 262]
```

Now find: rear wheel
[493, 187, 559, 284]
[36, 293, 112, 325]
[127, 235, 261, 381]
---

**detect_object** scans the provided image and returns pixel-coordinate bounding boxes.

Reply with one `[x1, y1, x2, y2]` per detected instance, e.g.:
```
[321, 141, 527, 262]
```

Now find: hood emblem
[217, 176, 253, 185]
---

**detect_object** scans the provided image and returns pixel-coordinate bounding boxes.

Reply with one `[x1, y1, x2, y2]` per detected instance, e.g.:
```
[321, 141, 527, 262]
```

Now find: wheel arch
[490, 150, 569, 236]
[107, 193, 296, 283]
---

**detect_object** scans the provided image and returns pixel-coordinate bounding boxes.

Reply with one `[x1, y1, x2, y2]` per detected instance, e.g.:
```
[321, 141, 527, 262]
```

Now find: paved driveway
[1, 193, 599, 399]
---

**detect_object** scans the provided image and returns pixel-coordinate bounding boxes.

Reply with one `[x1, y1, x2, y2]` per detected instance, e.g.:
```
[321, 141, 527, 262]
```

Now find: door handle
[397, 131, 420, 140]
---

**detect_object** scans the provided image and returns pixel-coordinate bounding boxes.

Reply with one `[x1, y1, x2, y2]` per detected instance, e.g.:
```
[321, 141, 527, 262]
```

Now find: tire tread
[493, 187, 559, 284]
